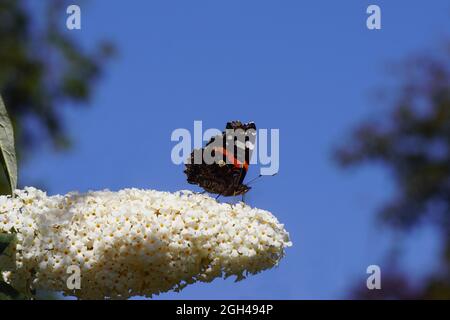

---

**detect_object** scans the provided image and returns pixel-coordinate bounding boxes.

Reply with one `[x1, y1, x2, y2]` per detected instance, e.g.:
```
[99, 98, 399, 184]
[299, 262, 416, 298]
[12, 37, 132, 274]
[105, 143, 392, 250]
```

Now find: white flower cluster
[0, 187, 292, 299]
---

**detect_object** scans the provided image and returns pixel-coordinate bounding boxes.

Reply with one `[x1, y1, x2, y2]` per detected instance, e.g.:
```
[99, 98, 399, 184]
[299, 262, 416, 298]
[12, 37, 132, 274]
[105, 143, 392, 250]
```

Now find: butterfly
[184, 121, 257, 198]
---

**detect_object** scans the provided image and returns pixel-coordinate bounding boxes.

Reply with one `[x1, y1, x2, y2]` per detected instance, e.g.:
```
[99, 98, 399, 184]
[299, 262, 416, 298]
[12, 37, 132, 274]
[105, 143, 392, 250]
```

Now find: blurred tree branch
[335, 46, 450, 299]
[0, 0, 114, 194]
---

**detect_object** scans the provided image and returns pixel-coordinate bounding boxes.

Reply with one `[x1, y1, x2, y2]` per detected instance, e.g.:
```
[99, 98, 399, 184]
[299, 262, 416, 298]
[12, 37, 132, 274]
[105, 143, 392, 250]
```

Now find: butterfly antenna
[246, 173, 277, 186]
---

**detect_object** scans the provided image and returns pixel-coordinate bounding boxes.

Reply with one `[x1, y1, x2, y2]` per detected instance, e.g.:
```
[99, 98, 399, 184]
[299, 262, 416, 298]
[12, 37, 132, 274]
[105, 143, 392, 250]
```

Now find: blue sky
[22, 1, 449, 299]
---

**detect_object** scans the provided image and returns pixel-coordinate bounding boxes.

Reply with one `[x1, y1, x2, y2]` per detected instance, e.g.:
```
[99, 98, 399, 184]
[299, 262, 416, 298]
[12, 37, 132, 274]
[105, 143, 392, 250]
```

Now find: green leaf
[0, 94, 17, 195]
[0, 281, 26, 300]
[0, 233, 15, 256]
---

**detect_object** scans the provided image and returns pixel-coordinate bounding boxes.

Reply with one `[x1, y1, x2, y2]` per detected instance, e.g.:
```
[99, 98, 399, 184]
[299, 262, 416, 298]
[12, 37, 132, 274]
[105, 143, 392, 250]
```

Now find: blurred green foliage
[0, 0, 113, 194]
[336, 48, 450, 299]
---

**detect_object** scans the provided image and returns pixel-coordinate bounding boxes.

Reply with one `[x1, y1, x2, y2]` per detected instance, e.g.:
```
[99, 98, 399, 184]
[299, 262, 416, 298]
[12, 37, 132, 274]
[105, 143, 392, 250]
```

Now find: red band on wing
[213, 147, 249, 171]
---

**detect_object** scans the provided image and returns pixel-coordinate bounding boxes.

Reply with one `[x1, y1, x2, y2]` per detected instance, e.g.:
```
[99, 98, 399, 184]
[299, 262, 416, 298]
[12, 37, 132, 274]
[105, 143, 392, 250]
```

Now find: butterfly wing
[184, 121, 256, 196]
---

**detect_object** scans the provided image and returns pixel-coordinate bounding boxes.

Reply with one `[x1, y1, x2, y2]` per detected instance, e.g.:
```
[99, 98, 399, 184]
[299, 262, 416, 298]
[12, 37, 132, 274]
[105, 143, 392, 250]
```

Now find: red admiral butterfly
[184, 121, 257, 198]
